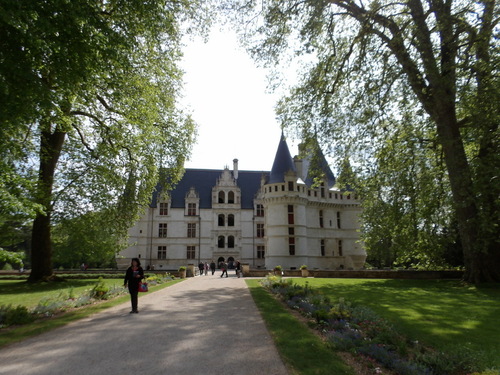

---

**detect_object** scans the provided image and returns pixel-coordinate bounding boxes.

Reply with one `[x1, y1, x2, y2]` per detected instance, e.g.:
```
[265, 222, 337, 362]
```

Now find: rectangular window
[288, 227, 294, 235]
[320, 239, 325, 256]
[187, 223, 196, 238]
[287, 205, 294, 225]
[321, 187, 325, 198]
[159, 202, 168, 215]
[337, 212, 341, 229]
[289, 237, 295, 255]
[319, 210, 324, 228]
[157, 246, 167, 259]
[288, 181, 294, 191]
[257, 245, 265, 259]
[256, 204, 264, 217]
[338, 240, 343, 256]
[158, 223, 167, 238]
[187, 203, 197, 216]
[187, 246, 196, 259]
[256, 223, 264, 238]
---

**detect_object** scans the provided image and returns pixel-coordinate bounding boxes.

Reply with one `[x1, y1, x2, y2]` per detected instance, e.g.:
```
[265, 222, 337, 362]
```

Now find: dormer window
[218, 191, 225, 203]
[187, 203, 196, 216]
[228, 191, 235, 204]
[159, 202, 168, 215]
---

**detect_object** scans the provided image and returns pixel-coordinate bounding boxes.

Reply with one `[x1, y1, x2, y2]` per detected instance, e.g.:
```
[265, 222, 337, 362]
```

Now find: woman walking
[124, 258, 144, 313]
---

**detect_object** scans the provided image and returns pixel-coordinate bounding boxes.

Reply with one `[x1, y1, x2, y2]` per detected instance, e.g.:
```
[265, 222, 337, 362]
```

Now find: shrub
[90, 277, 110, 299]
[358, 344, 400, 369]
[328, 298, 352, 320]
[314, 308, 330, 323]
[0, 305, 35, 326]
[327, 329, 364, 351]
[471, 370, 500, 375]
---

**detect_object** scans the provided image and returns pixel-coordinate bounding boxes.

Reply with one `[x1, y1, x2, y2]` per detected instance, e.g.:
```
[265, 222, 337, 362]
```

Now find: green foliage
[90, 277, 110, 299]
[231, 0, 500, 282]
[0, 248, 24, 268]
[0, 0, 214, 281]
[0, 305, 34, 327]
[52, 211, 122, 268]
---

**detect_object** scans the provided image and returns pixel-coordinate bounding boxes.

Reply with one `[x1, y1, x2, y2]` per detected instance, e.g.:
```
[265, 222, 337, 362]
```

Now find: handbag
[138, 282, 148, 292]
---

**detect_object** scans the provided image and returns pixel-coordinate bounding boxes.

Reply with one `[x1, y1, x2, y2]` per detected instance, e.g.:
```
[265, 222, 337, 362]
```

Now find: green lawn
[289, 278, 500, 369]
[0, 279, 124, 308]
[0, 278, 183, 348]
[246, 279, 355, 375]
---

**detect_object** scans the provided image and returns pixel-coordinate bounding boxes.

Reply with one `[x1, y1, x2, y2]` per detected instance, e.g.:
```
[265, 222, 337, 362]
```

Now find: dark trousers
[221, 269, 228, 277]
[129, 289, 138, 311]
[211, 268, 215, 275]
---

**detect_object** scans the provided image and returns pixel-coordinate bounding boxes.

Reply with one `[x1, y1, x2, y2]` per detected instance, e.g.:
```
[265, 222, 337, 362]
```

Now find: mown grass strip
[246, 279, 355, 375]
[0, 279, 183, 348]
[291, 278, 500, 369]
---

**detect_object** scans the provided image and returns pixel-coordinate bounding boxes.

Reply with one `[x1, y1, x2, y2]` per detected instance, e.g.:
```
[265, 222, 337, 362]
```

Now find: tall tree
[231, 0, 500, 283]
[0, 1, 209, 282]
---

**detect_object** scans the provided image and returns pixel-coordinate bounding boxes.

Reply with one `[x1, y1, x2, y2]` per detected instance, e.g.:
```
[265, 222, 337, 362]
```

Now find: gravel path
[0, 273, 289, 375]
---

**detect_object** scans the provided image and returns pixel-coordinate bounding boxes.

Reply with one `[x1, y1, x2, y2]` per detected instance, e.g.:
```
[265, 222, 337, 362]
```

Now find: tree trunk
[434, 105, 500, 283]
[28, 125, 66, 283]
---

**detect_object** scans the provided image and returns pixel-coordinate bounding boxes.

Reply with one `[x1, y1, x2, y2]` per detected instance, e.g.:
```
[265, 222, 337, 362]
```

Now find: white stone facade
[117, 138, 366, 270]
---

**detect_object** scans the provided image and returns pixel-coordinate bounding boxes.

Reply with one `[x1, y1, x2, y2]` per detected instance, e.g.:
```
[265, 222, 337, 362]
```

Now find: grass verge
[0, 279, 124, 308]
[0, 279, 183, 348]
[246, 279, 355, 375]
[291, 278, 500, 369]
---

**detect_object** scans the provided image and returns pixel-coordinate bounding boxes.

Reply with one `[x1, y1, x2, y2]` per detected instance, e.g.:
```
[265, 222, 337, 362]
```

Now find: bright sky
[180, 26, 297, 172]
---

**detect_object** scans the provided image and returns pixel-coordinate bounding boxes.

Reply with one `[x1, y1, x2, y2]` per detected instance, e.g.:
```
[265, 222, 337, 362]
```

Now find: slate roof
[269, 133, 296, 183]
[304, 147, 336, 189]
[152, 169, 268, 209]
[150, 135, 338, 209]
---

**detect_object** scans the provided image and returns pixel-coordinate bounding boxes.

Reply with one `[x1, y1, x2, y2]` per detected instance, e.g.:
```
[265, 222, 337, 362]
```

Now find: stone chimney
[233, 158, 239, 180]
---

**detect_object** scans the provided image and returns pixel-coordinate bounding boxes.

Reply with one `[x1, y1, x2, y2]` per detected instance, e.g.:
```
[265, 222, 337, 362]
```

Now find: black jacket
[124, 266, 144, 292]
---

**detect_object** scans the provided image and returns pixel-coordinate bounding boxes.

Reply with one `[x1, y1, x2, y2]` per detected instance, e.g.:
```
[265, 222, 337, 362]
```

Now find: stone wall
[243, 267, 464, 279]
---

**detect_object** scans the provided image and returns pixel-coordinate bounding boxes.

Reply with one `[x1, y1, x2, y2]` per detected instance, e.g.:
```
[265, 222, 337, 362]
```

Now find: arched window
[228, 191, 235, 204]
[228, 236, 235, 248]
[218, 214, 225, 226]
[228, 214, 235, 226]
[218, 191, 225, 203]
[218, 236, 225, 248]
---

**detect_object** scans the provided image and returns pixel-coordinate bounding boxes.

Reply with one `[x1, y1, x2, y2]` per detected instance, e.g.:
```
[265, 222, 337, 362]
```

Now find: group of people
[124, 257, 243, 315]
[197, 260, 242, 278]
[198, 261, 217, 275]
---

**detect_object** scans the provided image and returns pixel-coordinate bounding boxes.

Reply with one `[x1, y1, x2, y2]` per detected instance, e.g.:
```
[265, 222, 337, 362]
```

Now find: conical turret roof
[269, 133, 296, 183]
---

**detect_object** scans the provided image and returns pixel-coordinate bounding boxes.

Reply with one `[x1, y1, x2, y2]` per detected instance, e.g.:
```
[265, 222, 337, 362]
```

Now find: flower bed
[261, 275, 490, 375]
[0, 273, 175, 328]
